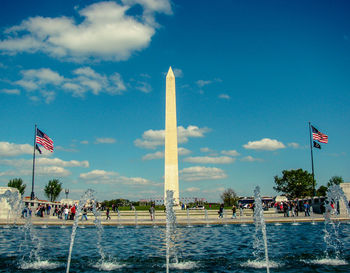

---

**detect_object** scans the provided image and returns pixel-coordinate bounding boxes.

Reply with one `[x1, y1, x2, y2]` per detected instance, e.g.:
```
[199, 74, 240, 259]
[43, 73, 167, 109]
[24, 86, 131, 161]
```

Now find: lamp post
[65, 188, 69, 199]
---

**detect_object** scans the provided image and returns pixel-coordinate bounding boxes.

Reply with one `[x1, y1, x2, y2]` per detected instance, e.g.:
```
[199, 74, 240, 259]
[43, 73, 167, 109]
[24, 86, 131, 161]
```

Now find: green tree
[220, 188, 239, 206]
[327, 176, 344, 188]
[273, 169, 314, 199]
[44, 179, 62, 202]
[316, 185, 328, 197]
[7, 178, 26, 195]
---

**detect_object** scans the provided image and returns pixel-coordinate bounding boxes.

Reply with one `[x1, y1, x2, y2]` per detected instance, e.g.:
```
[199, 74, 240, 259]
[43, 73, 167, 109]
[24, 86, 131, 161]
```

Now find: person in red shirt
[70, 205, 76, 220]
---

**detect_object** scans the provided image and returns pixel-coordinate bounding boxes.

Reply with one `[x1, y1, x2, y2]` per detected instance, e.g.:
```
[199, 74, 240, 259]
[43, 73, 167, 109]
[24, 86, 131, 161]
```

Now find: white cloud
[37, 158, 89, 168]
[122, 0, 172, 14]
[196, 80, 212, 88]
[95, 138, 116, 144]
[11, 68, 60, 103]
[55, 146, 78, 152]
[177, 126, 210, 143]
[0, 1, 172, 61]
[173, 68, 183, 78]
[183, 156, 235, 164]
[243, 138, 286, 151]
[179, 166, 227, 181]
[69, 67, 126, 96]
[0, 142, 32, 156]
[80, 140, 89, 145]
[200, 147, 212, 153]
[80, 169, 117, 180]
[36, 166, 71, 177]
[178, 147, 191, 156]
[0, 89, 20, 95]
[0, 157, 89, 168]
[135, 81, 152, 93]
[0, 151, 89, 181]
[119, 176, 151, 185]
[288, 142, 300, 149]
[6, 66, 164, 102]
[15, 79, 38, 91]
[134, 125, 210, 149]
[142, 151, 164, 160]
[0, 165, 71, 177]
[0, 170, 22, 177]
[134, 129, 165, 149]
[79, 169, 154, 186]
[218, 94, 230, 99]
[21, 68, 64, 85]
[240, 156, 263, 162]
[11, 68, 64, 103]
[184, 187, 200, 192]
[221, 149, 240, 156]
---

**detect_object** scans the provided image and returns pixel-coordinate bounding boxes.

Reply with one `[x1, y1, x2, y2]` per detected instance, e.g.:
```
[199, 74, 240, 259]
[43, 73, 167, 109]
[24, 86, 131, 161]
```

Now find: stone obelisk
[164, 67, 179, 206]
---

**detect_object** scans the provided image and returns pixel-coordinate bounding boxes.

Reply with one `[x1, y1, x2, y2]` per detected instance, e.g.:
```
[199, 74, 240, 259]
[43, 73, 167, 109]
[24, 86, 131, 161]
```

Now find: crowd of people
[21, 203, 95, 221]
[20, 198, 350, 222]
[217, 200, 326, 219]
[273, 201, 310, 217]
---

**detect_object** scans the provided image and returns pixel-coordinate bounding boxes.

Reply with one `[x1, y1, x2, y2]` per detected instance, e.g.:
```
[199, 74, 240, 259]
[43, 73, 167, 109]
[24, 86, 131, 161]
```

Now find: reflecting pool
[1, 222, 350, 272]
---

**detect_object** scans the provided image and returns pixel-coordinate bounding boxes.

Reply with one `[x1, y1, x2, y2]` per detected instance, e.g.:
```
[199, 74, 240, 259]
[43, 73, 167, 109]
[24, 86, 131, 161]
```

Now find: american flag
[36, 128, 54, 152]
[311, 125, 328, 144]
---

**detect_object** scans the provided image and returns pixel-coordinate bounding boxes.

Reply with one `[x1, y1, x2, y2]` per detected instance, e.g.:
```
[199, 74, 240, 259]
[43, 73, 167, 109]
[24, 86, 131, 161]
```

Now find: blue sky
[0, 0, 349, 202]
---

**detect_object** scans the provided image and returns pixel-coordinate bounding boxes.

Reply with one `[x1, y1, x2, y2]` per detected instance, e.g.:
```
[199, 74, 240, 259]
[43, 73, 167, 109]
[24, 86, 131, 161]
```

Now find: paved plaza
[2, 209, 349, 226]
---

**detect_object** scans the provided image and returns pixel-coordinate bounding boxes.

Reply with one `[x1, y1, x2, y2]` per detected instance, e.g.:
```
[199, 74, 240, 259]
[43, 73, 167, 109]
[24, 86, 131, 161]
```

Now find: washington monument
[164, 67, 179, 205]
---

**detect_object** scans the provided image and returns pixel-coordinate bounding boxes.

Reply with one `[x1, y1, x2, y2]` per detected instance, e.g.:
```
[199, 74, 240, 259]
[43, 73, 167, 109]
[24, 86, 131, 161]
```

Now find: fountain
[117, 210, 123, 228]
[250, 186, 270, 273]
[204, 209, 210, 227]
[0, 187, 22, 227]
[186, 208, 192, 227]
[134, 209, 138, 227]
[165, 190, 176, 273]
[310, 205, 317, 225]
[19, 214, 46, 269]
[66, 189, 109, 273]
[318, 184, 350, 265]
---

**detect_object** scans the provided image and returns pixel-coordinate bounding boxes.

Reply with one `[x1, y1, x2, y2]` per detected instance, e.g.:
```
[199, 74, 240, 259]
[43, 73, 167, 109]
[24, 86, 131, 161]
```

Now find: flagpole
[308, 122, 315, 196]
[30, 124, 37, 200]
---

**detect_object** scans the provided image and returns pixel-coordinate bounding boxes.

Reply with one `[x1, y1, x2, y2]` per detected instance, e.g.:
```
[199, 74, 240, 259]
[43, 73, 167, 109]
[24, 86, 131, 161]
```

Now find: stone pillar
[340, 183, 350, 215]
[164, 67, 180, 206]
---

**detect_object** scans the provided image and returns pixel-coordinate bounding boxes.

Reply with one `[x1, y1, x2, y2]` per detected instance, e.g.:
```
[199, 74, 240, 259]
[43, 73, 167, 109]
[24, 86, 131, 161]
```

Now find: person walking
[149, 204, 155, 221]
[304, 202, 310, 216]
[70, 205, 76, 220]
[283, 202, 288, 217]
[291, 202, 295, 217]
[106, 207, 111, 220]
[64, 206, 69, 220]
[81, 207, 88, 221]
[218, 204, 224, 218]
[231, 205, 237, 219]
[21, 205, 28, 218]
[294, 202, 299, 217]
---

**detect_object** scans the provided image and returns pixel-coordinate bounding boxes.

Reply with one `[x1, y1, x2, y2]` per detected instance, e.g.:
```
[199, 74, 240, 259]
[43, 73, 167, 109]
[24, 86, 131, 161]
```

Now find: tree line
[220, 168, 344, 205]
[7, 178, 63, 202]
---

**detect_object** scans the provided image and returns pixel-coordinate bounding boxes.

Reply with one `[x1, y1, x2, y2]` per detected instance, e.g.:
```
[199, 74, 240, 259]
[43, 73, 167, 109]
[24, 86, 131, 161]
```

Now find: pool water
[0, 222, 350, 272]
